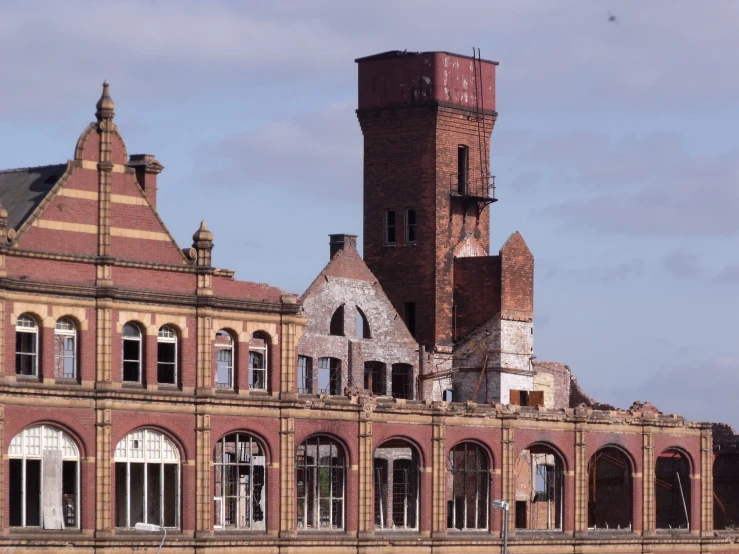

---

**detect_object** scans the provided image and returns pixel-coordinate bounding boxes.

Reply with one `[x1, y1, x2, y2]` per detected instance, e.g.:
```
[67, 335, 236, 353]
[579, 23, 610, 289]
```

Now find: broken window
[122, 322, 143, 383]
[514, 445, 563, 530]
[447, 442, 488, 530]
[391, 363, 413, 400]
[16, 313, 38, 377]
[329, 306, 344, 336]
[364, 361, 387, 396]
[374, 440, 419, 530]
[249, 332, 269, 391]
[296, 436, 345, 530]
[442, 389, 454, 402]
[213, 433, 266, 530]
[385, 210, 396, 245]
[215, 330, 234, 389]
[114, 429, 180, 529]
[355, 306, 371, 339]
[656, 448, 691, 530]
[509, 390, 544, 407]
[157, 326, 177, 385]
[403, 302, 416, 337]
[713, 453, 739, 529]
[406, 208, 417, 244]
[318, 357, 341, 395]
[457, 145, 469, 194]
[298, 355, 313, 394]
[588, 447, 632, 530]
[54, 318, 76, 380]
[9, 425, 80, 529]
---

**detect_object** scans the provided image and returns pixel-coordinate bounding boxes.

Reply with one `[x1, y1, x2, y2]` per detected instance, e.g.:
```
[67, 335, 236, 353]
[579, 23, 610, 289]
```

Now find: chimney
[128, 154, 164, 209]
[329, 233, 357, 259]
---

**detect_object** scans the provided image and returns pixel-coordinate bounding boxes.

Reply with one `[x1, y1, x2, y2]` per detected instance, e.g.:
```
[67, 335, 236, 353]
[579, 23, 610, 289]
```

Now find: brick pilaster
[431, 415, 446, 536]
[574, 418, 588, 536]
[95, 303, 112, 385]
[195, 311, 212, 395]
[700, 424, 713, 535]
[358, 416, 374, 537]
[95, 407, 112, 535]
[642, 424, 655, 535]
[279, 316, 302, 396]
[195, 411, 212, 537]
[279, 415, 296, 538]
[500, 421, 515, 535]
[0, 403, 4, 535]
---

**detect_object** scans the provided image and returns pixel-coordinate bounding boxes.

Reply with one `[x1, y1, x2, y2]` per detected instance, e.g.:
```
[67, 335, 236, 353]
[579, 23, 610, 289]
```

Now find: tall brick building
[0, 54, 738, 554]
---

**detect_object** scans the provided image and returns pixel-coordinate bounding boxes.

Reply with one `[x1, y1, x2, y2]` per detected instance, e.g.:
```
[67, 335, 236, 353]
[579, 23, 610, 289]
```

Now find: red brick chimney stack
[127, 154, 164, 209]
[329, 233, 358, 259]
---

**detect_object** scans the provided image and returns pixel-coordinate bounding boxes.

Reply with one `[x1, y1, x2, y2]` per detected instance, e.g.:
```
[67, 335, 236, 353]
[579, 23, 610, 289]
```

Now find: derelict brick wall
[500, 232, 534, 321]
[453, 255, 500, 339]
[533, 362, 571, 410]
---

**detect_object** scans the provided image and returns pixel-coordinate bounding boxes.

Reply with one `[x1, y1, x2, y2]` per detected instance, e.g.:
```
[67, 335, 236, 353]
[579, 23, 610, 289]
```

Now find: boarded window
[510, 390, 542, 406]
[296, 436, 345, 530]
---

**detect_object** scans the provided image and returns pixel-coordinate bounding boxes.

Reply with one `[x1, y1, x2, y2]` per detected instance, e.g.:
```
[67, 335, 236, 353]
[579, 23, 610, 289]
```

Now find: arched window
[656, 448, 690, 530]
[447, 442, 488, 530]
[249, 332, 269, 391]
[514, 444, 563, 530]
[355, 307, 371, 339]
[157, 326, 177, 385]
[714, 453, 739, 529]
[391, 363, 413, 399]
[329, 306, 344, 336]
[296, 436, 345, 530]
[114, 429, 180, 529]
[213, 433, 266, 530]
[16, 314, 38, 377]
[54, 318, 76, 380]
[215, 330, 235, 389]
[588, 447, 632, 530]
[318, 357, 341, 395]
[122, 323, 143, 383]
[374, 439, 419, 530]
[364, 361, 387, 396]
[9, 425, 80, 528]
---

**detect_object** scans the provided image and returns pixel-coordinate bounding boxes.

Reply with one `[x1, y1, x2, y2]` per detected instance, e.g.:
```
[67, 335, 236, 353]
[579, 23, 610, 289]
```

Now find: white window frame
[54, 318, 77, 380]
[296, 436, 345, 530]
[249, 340, 268, 391]
[8, 425, 80, 529]
[297, 356, 312, 394]
[215, 330, 234, 389]
[157, 326, 178, 385]
[122, 323, 143, 383]
[114, 429, 180, 529]
[16, 314, 39, 377]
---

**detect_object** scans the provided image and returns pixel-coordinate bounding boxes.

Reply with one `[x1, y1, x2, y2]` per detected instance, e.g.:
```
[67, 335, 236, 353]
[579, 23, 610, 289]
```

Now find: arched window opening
[355, 307, 371, 339]
[249, 332, 269, 391]
[588, 447, 632, 530]
[213, 433, 266, 530]
[514, 445, 563, 530]
[296, 436, 345, 530]
[364, 361, 387, 396]
[391, 363, 413, 400]
[329, 306, 344, 336]
[114, 429, 180, 529]
[122, 323, 143, 383]
[447, 442, 488, 530]
[318, 357, 341, 395]
[157, 326, 177, 385]
[215, 330, 235, 389]
[374, 439, 419, 531]
[9, 425, 80, 529]
[714, 454, 739, 529]
[656, 448, 691, 530]
[298, 356, 313, 394]
[54, 318, 77, 380]
[16, 313, 38, 377]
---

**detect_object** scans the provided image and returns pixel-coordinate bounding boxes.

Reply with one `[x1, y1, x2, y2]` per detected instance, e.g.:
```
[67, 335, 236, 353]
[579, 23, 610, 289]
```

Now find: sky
[2, 0, 739, 426]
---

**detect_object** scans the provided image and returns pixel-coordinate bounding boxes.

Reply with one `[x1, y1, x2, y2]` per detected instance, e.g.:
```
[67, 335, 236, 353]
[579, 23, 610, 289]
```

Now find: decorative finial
[192, 220, 214, 243]
[95, 80, 115, 121]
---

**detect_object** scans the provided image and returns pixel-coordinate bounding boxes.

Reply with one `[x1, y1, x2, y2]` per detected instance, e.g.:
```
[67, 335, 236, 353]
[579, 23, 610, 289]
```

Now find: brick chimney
[128, 154, 164, 209]
[329, 233, 357, 259]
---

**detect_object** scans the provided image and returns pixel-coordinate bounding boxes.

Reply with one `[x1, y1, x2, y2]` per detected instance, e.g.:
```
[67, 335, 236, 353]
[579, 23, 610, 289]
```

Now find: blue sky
[2, 0, 739, 426]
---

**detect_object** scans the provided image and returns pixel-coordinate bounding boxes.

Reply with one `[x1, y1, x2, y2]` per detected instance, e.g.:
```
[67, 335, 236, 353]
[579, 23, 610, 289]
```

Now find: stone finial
[95, 80, 116, 121]
[192, 220, 214, 267]
[192, 220, 214, 243]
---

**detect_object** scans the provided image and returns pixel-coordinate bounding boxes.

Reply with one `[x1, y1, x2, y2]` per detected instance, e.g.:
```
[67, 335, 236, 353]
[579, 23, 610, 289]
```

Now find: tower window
[457, 145, 469, 194]
[403, 302, 416, 337]
[385, 210, 396, 245]
[406, 209, 417, 245]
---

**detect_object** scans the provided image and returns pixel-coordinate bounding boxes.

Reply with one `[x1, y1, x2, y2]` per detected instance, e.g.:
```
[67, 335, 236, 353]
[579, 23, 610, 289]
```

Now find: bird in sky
[608, 11, 619, 24]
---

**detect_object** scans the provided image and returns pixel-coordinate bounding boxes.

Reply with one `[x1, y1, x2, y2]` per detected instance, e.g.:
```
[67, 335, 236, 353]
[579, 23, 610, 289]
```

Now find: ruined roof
[0, 164, 66, 230]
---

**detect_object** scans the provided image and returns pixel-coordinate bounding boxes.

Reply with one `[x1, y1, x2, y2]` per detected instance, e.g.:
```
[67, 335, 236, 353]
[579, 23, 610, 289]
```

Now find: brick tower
[356, 50, 498, 353]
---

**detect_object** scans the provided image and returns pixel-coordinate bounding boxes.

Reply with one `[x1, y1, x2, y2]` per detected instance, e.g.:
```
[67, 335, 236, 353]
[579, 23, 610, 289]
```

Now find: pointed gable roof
[301, 239, 380, 301]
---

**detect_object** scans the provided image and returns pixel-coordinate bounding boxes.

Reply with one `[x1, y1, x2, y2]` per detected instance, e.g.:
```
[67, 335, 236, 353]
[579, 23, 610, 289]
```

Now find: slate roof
[0, 164, 67, 230]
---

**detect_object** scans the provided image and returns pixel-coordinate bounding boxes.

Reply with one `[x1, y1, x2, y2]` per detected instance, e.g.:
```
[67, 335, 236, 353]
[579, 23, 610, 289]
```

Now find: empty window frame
[514, 446, 563, 530]
[215, 330, 235, 389]
[442, 389, 454, 402]
[385, 210, 396, 245]
[114, 429, 180, 529]
[588, 447, 632, 530]
[317, 357, 341, 395]
[374, 440, 419, 531]
[447, 442, 488, 530]
[364, 361, 387, 396]
[122, 323, 143, 383]
[9, 425, 80, 529]
[213, 433, 266, 530]
[457, 145, 469, 194]
[406, 208, 417, 245]
[355, 307, 371, 339]
[403, 302, 416, 338]
[391, 363, 413, 400]
[16, 314, 38, 377]
[298, 356, 313, 394]
[329, 306, 345, 336]
[296, 436, 345, 530]
[713, 454, 739, 530]
[656, 448, 691, 530]
[249, 333, 269, 391]
[54, 318, 76, 380]
[157, 326, 177, 385]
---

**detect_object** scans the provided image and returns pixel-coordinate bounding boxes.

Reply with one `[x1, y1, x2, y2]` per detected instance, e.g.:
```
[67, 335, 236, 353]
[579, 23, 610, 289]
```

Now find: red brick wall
[500, 232, 534, 321]
[453, 256, 501, 339]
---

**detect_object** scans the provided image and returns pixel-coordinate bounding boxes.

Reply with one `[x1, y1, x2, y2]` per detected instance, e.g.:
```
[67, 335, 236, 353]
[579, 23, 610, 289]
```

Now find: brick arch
[658, 445, 695, 474]
[520, 440, 569, 472]
[295, 431, 354, 467]
[212, 428, 274, 465]
[15, 310, 44, 326]
[7, 420, 88, 459]
[446, 438, 495, 471]
[590, 443, 638, 475]
[375, 435, 426, 468]
[112, 424, 189, 462]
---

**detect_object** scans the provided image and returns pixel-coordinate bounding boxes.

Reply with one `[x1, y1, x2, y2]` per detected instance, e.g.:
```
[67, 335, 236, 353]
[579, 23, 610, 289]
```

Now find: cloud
[660, 248, 702, 279]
